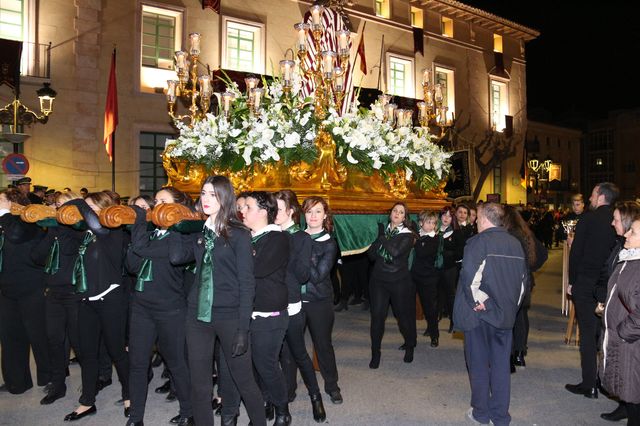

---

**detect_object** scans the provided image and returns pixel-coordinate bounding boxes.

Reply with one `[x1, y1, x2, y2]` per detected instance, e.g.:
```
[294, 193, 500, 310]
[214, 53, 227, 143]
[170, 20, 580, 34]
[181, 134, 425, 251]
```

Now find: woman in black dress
[367, 202, 416, 368]
[170, 176, 265, 426]
[436, 206, 465, 332]
[63, 191, 130, 422]
[125, 187, 194, 426]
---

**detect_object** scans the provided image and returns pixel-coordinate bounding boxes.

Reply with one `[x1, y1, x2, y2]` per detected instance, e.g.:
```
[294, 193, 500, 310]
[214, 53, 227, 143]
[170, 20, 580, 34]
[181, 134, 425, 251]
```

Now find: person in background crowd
[0, 188, 51, 394]
[566, 182, 619, 399]
[80, 188, 89, 198]
[502, 206, 547, 373]
[14, 176, 32, 201]
[171, 176, 265, 426]
[125, 187, 194, 426]
[63, 191, 130, 422]
[600, 215, 640, 426]
[300, 196, 342, 405]
[436, 206, 465, 332]
[453, 202, 527, 426]
[44, 189, 57, 206]
[32, 191, 85, 405]
[274, 190, 326, 422]
[598, 201, 640, 423]
[29, 185, 47, 204]
[411, 210, 440, 347]
[367, 202, 417, 368]
[235, 191, 249, 221]
[567, 194, 585, 220]
[128, 195, 155, 211]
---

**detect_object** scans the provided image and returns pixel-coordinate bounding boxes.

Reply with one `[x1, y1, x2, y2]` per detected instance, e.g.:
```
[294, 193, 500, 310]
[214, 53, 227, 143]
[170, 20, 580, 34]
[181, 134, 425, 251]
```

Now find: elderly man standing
[453, 202, 526, 426]
[565, 182, 619, 398]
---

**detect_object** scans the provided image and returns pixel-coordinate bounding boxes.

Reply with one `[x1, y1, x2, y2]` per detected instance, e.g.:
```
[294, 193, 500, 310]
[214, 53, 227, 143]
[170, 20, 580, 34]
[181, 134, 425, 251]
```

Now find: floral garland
[165, 74, 451, 191]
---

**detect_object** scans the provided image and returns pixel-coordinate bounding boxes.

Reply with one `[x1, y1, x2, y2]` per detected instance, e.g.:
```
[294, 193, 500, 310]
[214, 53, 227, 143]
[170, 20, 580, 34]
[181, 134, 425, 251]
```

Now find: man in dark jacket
[453, 202, 526, 426]
[566, 182, 619, 399]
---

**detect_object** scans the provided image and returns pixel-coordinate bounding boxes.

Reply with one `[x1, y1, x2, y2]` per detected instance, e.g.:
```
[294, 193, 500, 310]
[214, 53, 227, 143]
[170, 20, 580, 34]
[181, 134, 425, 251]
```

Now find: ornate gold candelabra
[417, 68, 454, 137]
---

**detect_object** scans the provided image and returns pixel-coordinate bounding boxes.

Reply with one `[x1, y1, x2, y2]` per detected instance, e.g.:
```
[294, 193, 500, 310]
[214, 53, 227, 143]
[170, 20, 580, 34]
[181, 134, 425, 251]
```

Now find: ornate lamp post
[417, 68, 454, 137]
[0, 82, 57, 143]
[528, 154, 553, 197]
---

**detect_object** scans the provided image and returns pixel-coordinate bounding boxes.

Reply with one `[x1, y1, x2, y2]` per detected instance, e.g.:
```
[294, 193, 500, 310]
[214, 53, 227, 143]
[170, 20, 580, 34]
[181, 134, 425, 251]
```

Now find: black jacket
[32, 225, 85, 295]
[441, 228, 465, 270]
[169, 224, 256, 331]
[283, 229, 312, 304]
[126, 221, 189, 311]
[303, 235, 338, 302]
[569, 205, 616, 294]
[368, 229, 414, 281]
[252, 231, 289, 312]
[0, 213, 46, 298]
[411, 234, 439, 280]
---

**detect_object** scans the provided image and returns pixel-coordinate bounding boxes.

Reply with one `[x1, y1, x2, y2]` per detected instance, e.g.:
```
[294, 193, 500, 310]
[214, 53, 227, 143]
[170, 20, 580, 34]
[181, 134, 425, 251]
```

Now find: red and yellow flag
[103, 50, 118, 162]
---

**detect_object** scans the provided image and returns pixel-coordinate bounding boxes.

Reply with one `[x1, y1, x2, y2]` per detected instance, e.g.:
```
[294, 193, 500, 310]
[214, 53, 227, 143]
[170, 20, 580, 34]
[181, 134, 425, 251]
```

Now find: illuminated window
[387, 54, 414, 98]
[1, 0, 39, 76]
[222, 17, 265, 74]
[490, 79, 509, 131]
[435, 66, 455, 122]
[139, 4, 183, 93]
[411, 7, 423, 28]
[139, 132, 172, 197]
[441, 16, 453, 38]
[375, 0, 390, 18]
[493, 34, 503, 53]
[0, 0, 24, 40]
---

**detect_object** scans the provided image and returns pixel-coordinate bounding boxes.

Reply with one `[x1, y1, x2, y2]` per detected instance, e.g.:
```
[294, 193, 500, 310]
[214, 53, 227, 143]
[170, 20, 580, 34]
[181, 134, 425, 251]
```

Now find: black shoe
[273, 405, 292, 426]
[96, 378, 112, 392]
[174, 416, 194, 426]
[565, 383, 598, 398]
[310, 393, 326, 423]
[40, 389, 66, 405]
[334, 300, 348, 312]
[430, 337, 439, 348]
[42, 382, 54, 393]
[221, 415, 238, 426]
[329, 390, 343, 404]
[155, 380, 171, 394]
[398, 343, 406, 351]
[69, 357, 78, 365]
[151, 353, 163, 368]
[403, 346, 414, 363]
[265, 401, 274, 420]
[212, 397, 221, 410]
[126, 421, 143, 426]
[215, 404, 222, 416]
[448, 321, 454, 333]
[510, 357, 516, 374]
[161, 368, 170, 379]
[64, 405, 97, 421]
[369, 351, 381, 369]
[166, 390, 177, 402]
[601, 403, 628, 421]
[513, 351, 526, 367]
[124, 406, 131, 417]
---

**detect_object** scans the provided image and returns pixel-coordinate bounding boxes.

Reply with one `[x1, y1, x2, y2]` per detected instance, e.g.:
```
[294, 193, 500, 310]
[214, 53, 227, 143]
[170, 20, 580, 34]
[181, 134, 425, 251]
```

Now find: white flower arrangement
[165, 75, 451, 192]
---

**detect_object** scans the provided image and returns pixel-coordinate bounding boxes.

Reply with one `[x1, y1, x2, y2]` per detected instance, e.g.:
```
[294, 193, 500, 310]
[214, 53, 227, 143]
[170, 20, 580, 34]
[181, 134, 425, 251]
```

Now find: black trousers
[512, 305, 530, 353]
[370, 276, 417, 352]
[572, 288, 599, 389]
[0, 291, 51, 394]
[45, 291, 80, 394]
[281, 309, 320, 399]
[185, 309, 265, 426]
[437, 266, 459, 320]
[338, 253, 369, 302]
[303, 299, 340, 393]
[128, 301, 191, 422]
[77, 287, 129, 406]
[413, 274, 439, 338]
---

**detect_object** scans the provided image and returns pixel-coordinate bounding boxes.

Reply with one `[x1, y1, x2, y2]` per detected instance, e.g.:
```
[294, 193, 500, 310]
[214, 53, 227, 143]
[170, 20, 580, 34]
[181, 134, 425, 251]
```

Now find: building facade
[0, 0, 538, 203]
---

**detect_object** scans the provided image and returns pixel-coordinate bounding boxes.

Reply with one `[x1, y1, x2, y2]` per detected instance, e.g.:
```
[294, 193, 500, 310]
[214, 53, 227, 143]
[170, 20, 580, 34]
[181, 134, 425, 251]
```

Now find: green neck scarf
[434, 226, 450, 269]
[302, 230, 328, 294]
[378, 226, 400, 264]
[284, 223, 301, 235]
[251, 230, 272, 244]
[196, 226, 217, 322]
[135, 230, 169, 292]
[44, 237, 60, 275]
[0, 232, 4, 273]
[72, 232, 96, 293]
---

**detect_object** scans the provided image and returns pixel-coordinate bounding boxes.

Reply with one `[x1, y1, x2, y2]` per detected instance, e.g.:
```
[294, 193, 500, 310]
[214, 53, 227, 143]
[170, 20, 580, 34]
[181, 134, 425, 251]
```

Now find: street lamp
[528, 154, 553, 198]
[0, 82, 57, 143]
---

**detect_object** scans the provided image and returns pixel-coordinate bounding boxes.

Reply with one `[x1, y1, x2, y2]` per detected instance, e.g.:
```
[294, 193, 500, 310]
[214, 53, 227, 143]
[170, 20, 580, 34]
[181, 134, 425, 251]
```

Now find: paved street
[0, 247, 616, 425]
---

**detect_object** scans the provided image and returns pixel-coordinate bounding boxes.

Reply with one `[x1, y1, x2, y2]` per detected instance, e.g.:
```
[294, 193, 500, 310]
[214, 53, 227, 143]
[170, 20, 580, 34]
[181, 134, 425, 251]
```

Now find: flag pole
[377, 35, 384, 92]
[111, 131, 116, 192]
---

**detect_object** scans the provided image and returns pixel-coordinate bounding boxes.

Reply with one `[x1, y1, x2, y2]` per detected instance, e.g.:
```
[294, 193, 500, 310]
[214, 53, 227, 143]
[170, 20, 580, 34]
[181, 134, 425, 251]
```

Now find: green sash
[196, 227, 217, 322]
[44, 237, 60, 275]
[283, 223, 301, 234]
[71, 232, 96, 293]
[135, 230, 170, 292]
[377, 226, 399, 264]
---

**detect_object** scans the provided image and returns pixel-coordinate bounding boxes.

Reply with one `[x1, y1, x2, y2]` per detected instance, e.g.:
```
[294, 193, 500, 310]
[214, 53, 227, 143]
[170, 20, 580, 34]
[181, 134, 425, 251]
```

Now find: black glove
[64, 198, 106, 235]
[231, 330, 249, 357]
[130, 205, 147, 224]
[377, 222, 385, 237]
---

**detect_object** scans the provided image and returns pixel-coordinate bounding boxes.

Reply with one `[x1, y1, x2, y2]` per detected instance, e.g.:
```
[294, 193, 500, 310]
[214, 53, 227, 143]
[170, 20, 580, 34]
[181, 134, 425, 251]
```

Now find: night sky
[465, 1, 640, 124]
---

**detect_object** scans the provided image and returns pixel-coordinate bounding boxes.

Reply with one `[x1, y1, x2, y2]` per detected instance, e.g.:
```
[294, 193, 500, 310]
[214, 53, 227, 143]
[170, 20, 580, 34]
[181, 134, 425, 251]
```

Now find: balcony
[21, 41, 51, 80]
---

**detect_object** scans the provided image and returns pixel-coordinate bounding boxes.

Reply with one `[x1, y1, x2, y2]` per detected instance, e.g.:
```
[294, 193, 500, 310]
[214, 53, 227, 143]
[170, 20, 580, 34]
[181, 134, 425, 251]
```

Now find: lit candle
[321, 51, 336, 76]
[378, 94, 391, 106]
[425, 90, 433, 107]
[310, 5, 324, 26]
[395, 109, 405, 126]
[434, 84, 444, 104]
[222, 91, 235, 114]
[252, 88, 265, 109]
[385, 103, 397, 123]
[199, 75, 211, 98]
[189, 33, 201, 56]
[337, 30, 350, 50]
[279, 59, 295, 83]
[421, 68, 431, 86]
[403, 109, 413, 126]
[166, 80, 177, 103]
[333, 68, 344, 92]
[244, 76, 259, 96]
[175, 51, 187, 70]
[416, 101, 427, 120]
[294, 23, 309, 51]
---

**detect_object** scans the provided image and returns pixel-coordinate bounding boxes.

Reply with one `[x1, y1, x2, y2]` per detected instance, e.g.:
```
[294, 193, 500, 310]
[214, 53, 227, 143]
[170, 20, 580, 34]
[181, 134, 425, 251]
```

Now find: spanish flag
[103, 49, 118, 162]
